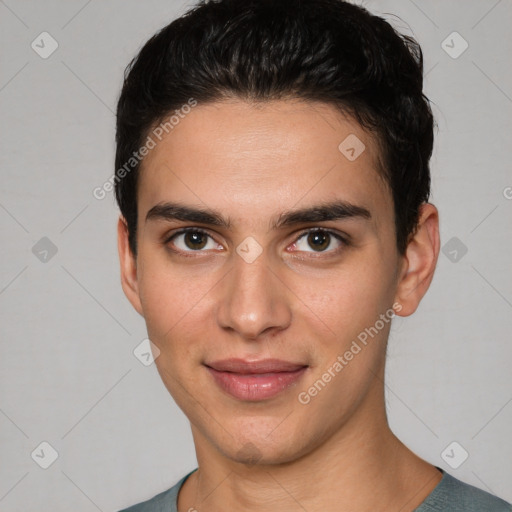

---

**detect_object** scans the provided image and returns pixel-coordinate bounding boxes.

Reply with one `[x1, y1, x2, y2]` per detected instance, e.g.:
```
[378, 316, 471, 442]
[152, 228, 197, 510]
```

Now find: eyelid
[293, 227, 348, 243]
[163, 227, 221, 253]
[163, 226, 212, 244]
[288, 227, 349, 254]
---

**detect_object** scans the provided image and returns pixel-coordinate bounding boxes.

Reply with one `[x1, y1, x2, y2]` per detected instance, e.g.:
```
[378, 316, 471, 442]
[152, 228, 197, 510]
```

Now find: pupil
[308, 231, 329, 251]
[185, 232, 207, 250]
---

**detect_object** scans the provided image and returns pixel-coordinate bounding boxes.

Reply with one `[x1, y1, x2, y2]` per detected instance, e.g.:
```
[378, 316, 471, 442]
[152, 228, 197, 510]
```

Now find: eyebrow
[145, 200, 371, 230]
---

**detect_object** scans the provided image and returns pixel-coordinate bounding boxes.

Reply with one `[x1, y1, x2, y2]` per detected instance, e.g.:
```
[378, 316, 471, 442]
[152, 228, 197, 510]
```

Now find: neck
[178, 387, 441, 512]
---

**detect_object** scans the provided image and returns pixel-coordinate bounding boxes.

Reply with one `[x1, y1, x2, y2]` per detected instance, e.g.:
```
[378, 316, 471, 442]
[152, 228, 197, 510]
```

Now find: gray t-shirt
[119, 467, 511, 511]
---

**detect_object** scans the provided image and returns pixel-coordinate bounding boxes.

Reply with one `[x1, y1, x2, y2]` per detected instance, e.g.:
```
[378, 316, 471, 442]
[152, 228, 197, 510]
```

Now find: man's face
[125, 99, 405, 465]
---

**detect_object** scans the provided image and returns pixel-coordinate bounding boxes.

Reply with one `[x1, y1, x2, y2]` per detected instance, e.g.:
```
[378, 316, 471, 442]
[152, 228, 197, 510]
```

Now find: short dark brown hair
[115, 0, 434, 255]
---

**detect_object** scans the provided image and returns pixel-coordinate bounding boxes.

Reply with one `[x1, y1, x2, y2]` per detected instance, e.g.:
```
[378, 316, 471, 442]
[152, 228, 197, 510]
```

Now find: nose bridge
[216, 249, 291, 339]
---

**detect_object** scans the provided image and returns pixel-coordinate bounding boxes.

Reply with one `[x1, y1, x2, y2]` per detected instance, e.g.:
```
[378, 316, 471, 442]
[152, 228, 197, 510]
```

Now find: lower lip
[206, 366, 308, 401]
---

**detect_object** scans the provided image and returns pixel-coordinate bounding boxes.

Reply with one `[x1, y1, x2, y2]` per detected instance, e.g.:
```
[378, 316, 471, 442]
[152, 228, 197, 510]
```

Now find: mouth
[204, 358, 309, 401]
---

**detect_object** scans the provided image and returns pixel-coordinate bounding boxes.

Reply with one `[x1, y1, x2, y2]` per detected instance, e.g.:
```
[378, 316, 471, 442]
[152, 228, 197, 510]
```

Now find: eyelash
[163, 227, 349, 258]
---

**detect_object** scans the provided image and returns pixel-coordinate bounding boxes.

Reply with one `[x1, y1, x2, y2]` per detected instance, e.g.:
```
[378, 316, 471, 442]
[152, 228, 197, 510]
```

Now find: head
[116, 0, 439, 467]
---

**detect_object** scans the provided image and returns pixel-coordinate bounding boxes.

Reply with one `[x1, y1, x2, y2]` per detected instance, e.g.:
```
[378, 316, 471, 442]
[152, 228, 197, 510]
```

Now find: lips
[205, 358, 308, 401]
[206, 358, 307, 374]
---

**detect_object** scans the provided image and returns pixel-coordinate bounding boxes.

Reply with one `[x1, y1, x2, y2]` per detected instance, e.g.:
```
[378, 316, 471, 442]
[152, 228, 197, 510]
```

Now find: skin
[118, 99, 441, 511]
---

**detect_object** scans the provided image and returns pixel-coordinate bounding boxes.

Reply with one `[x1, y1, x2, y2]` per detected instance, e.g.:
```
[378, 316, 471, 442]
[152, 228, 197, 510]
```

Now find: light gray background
[0, 1, 511, 510]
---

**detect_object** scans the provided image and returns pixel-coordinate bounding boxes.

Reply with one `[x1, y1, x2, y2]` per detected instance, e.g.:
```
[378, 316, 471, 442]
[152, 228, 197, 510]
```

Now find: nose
[216, 250, 292, 340]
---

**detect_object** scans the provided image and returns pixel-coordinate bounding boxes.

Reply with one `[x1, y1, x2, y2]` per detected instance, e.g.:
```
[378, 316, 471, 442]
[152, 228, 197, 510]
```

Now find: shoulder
[117, 484, 178, 512]
[117, 469, 197, 512]
[416, 470, 511, 512]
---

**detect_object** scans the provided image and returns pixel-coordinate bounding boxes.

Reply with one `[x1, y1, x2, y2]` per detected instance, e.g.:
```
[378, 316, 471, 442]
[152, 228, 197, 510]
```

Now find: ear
[117, 216, 143, 316]
[394, 203, 440, 317]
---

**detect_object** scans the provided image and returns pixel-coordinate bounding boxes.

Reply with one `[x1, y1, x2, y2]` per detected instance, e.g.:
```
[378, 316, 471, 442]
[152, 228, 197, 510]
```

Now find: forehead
[137, 99, 391, 226]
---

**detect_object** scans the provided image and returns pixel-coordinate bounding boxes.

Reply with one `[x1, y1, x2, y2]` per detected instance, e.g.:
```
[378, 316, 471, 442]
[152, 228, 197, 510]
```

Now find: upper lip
[205, 358, 308, 374]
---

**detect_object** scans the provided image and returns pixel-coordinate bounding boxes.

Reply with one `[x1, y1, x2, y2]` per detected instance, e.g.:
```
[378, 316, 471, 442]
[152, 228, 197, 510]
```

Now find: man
[115, 0, 511, 510]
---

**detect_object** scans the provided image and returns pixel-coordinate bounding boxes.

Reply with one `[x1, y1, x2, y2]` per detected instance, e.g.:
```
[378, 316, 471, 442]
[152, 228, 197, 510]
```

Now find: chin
[216, 428, 312, 468]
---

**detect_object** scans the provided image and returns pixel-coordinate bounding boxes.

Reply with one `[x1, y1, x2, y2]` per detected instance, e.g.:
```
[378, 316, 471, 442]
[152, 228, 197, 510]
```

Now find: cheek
[291, 258, 396, 348]
[136, 254, 212, 361]
[138, 244, 204, 321]
[137, 264, 209, 402]
[291, 264, 395, 419]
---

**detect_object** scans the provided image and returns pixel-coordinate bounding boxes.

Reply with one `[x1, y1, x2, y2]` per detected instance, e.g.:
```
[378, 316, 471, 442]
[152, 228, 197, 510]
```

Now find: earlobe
[394, 203, 440, 317]
[117, 216, 144, 316]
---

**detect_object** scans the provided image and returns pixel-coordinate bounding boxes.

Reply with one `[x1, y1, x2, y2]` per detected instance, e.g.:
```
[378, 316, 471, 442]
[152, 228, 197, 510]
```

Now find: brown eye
[184, 231, 208, 250]
[292, 229, 345, 254]
[307, 231, 330, 251]
[167, 228, 219, 253]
